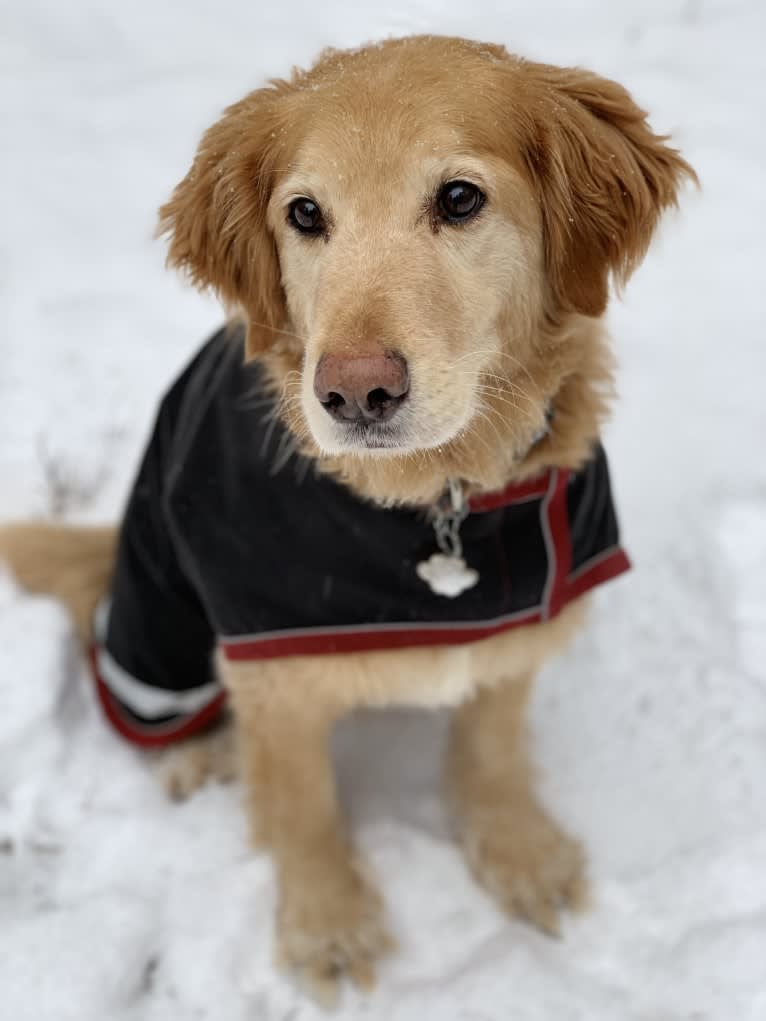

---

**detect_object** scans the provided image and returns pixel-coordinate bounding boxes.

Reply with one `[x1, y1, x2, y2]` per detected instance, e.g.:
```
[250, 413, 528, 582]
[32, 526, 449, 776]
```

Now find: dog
[0, 35, 695, 1004]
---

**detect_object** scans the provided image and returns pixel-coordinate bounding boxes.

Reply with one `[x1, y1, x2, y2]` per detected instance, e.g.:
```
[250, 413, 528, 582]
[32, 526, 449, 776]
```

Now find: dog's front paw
[461, 800, 587, 936]
[276, 855, 395, 1007]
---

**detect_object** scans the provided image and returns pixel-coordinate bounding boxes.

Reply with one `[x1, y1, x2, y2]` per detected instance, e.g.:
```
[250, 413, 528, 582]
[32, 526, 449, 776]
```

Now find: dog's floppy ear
[520, 64, 697, 318]
[158, 86, 292, 355]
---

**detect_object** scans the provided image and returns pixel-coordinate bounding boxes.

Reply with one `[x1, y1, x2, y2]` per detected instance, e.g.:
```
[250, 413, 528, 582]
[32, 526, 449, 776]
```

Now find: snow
[1, 0, 765, 1018]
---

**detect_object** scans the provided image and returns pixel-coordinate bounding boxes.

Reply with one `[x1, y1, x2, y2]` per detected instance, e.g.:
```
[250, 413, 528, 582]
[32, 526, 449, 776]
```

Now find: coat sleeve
[90, 341, 226, 747]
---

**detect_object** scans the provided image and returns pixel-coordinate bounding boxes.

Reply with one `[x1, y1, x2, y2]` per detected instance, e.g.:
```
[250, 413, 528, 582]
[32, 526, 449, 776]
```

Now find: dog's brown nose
[313, 352, 409, 423]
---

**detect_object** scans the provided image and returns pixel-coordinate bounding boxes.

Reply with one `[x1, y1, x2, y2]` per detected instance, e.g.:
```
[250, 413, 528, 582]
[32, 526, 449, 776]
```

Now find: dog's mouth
[333, 419, 407, 451]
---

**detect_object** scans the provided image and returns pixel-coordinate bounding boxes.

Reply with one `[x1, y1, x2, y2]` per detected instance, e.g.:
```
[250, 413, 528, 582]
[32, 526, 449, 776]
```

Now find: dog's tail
[0, 523, 117, 643]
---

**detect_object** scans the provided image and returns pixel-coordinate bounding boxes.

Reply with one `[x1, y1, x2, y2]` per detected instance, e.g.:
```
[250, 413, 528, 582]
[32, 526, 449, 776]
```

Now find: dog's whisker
[269, 431, 302, 475]
[475, 378, 538, 402]
[483, 393, 541, 431]
[449, 348, 540, 389]
[246, 320, 310, 345]
[473, 386, 541, 421]
[444, 365, 541, 407]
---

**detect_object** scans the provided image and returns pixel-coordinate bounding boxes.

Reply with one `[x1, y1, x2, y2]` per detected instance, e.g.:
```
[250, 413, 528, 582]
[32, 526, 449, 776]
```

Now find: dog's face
[160, 37, 694, 468]
[268, 105, 544, 455]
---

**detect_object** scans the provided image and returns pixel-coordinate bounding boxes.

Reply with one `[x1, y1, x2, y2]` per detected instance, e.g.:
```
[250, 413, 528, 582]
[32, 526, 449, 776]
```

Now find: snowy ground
[1, 1, 765, 1018]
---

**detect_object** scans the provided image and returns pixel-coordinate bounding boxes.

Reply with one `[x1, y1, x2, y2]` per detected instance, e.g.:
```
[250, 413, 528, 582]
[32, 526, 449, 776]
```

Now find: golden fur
[0, 36, 695, 1005]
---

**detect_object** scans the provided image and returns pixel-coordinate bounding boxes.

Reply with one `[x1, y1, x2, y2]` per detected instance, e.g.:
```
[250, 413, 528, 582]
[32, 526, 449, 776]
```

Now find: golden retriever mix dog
[0, 36, 695, 1003]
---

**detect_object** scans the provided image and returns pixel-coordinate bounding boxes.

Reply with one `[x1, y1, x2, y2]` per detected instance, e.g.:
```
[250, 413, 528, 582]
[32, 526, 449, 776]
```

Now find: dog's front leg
[221, 659, 393, 1005]
[447, 674, 587, 935]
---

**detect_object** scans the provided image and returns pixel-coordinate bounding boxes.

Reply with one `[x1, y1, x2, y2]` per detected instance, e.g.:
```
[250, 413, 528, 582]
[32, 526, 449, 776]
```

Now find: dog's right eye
[436, 180, 485, 225]
[288, 198, 326, 235]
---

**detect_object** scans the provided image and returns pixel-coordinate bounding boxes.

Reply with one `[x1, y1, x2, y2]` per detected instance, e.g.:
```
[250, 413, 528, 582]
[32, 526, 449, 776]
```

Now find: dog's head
[159, 37, 695, 483]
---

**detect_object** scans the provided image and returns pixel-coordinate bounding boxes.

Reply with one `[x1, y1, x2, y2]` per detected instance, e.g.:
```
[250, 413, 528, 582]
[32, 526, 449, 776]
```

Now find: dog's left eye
[288, 197, 326, 235]
[436, 180, 485, 224]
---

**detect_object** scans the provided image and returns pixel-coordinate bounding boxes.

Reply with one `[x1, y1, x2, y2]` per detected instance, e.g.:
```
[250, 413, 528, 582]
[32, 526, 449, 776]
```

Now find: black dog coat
[91, 326, 630, 746]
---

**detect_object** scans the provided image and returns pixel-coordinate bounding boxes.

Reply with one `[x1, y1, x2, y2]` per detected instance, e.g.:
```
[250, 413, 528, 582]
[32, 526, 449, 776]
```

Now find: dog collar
[417, 404, 555, 598]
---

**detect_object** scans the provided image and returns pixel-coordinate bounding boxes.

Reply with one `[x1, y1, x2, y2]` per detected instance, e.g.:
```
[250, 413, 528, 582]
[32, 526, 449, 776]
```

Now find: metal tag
[416, 552, 479, 598]
[417, 479, 480, 597]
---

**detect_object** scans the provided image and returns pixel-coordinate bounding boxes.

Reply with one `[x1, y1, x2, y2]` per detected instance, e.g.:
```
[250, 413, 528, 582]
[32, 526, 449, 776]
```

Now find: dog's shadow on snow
[332, 707, 452, 841]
